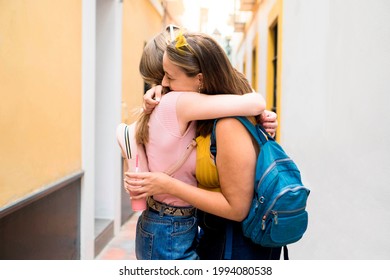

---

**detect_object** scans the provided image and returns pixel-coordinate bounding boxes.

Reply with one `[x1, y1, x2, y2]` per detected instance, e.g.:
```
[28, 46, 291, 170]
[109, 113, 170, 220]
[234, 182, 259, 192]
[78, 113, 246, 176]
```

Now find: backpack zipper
[257, 158, 292, 190]
[261, 185, 308, 230]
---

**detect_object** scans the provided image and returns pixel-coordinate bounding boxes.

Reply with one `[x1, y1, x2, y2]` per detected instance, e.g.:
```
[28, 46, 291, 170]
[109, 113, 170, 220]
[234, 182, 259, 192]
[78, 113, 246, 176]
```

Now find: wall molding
[0, 171, 84, 219]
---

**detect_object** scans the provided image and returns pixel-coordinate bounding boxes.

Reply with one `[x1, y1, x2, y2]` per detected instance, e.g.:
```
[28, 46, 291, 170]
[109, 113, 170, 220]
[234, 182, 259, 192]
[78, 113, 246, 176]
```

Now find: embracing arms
[143, 86, 277, 136]
[125, 118, 256, 221]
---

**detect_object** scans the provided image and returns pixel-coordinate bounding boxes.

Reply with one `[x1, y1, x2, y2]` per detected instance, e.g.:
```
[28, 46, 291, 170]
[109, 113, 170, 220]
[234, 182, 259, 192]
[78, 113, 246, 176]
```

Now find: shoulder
[215, 118, 258, 157]
[216, 117, 248, 133]
[216, 117, 256, 130]
[215, 118, 256, 146]
[214, 118, 250, 141]
[156, 91, 184, 110]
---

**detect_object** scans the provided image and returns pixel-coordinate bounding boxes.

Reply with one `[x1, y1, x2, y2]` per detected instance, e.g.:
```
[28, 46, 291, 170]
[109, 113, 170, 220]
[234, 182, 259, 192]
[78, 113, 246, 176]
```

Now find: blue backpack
[210, 117, 310, 252]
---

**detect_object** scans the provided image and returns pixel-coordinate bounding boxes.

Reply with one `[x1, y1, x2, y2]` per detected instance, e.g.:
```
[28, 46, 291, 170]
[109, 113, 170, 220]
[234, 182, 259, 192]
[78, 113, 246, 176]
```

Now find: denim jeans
[135, 208, 199, 260]
[196, 210, 282, 260]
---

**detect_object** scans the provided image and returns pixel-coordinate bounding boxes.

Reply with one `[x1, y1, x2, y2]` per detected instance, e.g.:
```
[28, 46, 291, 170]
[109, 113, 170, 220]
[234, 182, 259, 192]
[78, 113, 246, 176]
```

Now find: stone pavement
[95, 212, 140, 260]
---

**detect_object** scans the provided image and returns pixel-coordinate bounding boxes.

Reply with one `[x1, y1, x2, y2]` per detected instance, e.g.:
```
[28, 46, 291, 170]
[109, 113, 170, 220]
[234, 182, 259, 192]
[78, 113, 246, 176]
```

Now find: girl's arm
[210, 117, 256, 220]
[177, 91, 265, 124]
[142, 86, 265, 120]
[125, 118, 256, 221]
[143, 86, 277, 135]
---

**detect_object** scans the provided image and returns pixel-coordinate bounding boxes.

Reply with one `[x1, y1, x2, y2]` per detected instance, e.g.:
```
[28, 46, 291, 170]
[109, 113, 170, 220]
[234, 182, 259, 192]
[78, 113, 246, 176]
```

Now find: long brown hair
[165, 32, 253, 136]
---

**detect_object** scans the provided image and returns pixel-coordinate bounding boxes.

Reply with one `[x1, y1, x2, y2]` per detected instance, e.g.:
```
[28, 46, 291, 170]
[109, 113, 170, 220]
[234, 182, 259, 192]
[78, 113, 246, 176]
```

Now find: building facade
[0, 0, 183, 259]
[234, 0, 390, 259]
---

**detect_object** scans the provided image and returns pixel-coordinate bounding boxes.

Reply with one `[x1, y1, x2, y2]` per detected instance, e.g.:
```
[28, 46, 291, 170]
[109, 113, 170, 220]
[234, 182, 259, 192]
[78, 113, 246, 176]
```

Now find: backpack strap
[117, 123, 196, 175]
[210, 119, 219, 162]
[283, 245, 289, 260]
[234, 116, 274, 146]
[210, 116, 274, 160]
[224, 223, 234, 260]
[164, 139, 197, 176]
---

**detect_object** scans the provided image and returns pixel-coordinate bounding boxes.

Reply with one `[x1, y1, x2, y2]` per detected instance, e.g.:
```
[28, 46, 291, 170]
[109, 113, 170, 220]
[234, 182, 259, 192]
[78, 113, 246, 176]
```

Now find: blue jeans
[135, 208, 199, 260]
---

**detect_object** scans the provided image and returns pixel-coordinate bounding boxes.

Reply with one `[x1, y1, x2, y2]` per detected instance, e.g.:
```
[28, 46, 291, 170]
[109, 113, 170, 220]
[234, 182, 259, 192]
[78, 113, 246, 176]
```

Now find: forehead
[162, 52, 177, 74]
[162, 52, 169, 66]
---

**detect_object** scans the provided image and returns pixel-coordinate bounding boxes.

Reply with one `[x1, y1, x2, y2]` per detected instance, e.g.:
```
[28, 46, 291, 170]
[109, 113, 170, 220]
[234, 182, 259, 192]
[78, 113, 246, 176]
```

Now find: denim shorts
[135, 208, 199, 260]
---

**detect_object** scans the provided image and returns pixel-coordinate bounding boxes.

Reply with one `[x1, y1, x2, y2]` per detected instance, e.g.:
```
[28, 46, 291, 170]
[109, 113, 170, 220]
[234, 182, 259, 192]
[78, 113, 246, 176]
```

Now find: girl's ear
[197, 73, 203, 89]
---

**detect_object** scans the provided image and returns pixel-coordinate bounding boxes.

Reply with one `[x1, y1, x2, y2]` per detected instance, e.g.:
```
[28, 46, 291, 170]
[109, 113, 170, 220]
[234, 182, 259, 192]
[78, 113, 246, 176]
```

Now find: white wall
[95, 0, 123, 232]
[81, 0, 123, 259]
[281, 0, 390, 259]
[81, 0, 96, 260]
[236, 0, 390, 259]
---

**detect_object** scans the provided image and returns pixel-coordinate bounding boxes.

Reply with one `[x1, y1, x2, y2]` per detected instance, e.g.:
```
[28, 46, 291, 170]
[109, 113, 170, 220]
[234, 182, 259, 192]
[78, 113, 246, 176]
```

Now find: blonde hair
[136, 31, 170, 144]
[139, 32, 169, 86]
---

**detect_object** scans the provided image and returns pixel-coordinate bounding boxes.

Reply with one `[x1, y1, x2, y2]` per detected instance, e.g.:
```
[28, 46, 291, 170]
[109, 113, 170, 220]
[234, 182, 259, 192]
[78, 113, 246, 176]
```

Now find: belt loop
[159, 205, 165, 217]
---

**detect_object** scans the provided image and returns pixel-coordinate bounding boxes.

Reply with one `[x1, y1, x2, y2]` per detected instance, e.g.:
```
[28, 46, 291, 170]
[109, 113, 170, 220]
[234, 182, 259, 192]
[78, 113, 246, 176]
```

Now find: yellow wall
[0, 0, 82, 206]
[122, 0, 163, 123]
[266, 0, 283, 140]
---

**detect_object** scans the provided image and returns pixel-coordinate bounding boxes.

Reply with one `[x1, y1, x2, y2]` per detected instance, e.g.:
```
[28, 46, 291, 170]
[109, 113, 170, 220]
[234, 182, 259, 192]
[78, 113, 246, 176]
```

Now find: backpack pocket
[260, 210, 308, 247]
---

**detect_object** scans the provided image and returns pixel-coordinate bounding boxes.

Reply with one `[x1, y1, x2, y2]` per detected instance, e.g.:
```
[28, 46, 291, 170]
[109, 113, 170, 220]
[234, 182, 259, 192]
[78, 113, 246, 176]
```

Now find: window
[269, 23, 278, 114]
[252, 39, 258, 91]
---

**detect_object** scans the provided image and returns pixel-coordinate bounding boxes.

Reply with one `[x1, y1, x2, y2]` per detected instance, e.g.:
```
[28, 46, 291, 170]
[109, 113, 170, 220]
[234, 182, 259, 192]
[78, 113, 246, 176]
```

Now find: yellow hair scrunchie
[175, 31, 188, 49]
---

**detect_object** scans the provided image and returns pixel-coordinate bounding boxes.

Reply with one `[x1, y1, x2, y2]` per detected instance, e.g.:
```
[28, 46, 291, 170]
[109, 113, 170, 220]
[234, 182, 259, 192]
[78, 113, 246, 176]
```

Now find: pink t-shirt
[145, 91, 197, 206]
